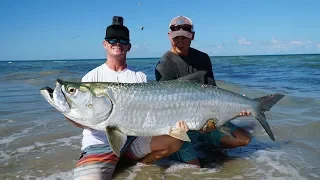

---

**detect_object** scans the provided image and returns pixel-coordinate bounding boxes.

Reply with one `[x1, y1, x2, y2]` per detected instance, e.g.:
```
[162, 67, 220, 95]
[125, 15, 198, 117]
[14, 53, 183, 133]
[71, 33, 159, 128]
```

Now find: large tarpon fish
[40, 71, 284, 156]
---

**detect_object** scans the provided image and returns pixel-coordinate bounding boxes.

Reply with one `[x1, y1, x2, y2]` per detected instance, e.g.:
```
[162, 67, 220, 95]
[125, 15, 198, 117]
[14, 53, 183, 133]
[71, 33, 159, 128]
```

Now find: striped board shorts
[72, 136, 152, 180]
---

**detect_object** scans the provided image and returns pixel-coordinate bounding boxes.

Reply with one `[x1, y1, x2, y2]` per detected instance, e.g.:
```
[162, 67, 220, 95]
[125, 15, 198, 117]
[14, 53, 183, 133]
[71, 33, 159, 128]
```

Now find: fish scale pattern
[100, 80, 256, 136]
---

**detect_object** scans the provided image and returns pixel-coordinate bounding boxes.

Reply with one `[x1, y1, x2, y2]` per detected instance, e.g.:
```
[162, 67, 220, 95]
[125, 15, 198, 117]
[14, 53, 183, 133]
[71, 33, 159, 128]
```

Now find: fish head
[40, 79, 113, 129]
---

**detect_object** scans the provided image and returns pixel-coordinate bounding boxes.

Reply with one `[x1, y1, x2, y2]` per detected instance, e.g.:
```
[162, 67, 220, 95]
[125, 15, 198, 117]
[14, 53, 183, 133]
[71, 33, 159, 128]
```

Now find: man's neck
[105, 55, 127, 72]
[170, 47, 189, 57]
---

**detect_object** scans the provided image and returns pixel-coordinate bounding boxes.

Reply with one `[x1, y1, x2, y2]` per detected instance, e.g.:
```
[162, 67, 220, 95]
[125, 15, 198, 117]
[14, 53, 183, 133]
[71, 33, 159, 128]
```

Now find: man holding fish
[40, 16, 284, 180]
[155, 16, 252, 167]
[66, 16, 187, 180]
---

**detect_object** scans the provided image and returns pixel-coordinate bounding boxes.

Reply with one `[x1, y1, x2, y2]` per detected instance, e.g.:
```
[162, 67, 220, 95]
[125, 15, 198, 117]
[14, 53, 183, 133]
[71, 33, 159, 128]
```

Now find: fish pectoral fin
[217, 125, 237, 139]
[168, 127, 191, 142]
[106, 126, 127, 157]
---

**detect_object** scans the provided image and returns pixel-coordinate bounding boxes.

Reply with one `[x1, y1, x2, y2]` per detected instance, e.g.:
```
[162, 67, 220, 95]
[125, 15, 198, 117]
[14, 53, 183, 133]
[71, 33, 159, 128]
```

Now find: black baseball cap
[105, 25, 130, 41]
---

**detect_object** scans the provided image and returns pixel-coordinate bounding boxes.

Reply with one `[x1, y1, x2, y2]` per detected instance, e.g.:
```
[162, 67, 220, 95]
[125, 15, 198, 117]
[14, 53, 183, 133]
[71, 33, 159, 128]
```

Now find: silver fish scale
[100, 81, 257, 136]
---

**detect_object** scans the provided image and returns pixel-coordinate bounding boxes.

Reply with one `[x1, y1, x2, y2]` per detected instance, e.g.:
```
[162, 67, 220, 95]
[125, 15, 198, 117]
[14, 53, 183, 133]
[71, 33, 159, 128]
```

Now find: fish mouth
[40, 86, 54, 101]
[40, 79, 63, 100]
[44, 86, 54, 98]
[40, 79, 70, 112]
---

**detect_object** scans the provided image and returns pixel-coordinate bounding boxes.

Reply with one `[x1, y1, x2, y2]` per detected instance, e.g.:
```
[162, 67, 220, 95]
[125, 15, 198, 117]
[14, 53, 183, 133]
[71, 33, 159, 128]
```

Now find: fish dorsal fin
[177, 71, 207, 83]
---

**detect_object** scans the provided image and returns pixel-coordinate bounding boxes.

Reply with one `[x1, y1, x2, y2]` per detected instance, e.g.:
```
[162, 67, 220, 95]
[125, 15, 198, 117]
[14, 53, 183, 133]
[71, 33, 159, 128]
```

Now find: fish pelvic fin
[217, 125, 237, 139]
[254, 93, 285, 112]
[106, 127, 127, 157]
[168, 127, 191, 142]
[201, 119, 216, 132]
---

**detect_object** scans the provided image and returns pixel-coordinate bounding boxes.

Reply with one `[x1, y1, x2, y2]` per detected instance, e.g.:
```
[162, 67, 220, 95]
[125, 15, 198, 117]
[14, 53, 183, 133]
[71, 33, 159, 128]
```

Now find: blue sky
[1, 0, 319, 61]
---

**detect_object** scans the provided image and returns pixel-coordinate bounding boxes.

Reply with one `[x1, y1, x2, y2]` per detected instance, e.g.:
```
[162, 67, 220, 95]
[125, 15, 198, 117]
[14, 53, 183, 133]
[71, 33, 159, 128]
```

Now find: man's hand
[176, 120, 189, 132]
[200, 109, 251, 133]
[239, 94, 251, 116]
[239, 111, 251, 116]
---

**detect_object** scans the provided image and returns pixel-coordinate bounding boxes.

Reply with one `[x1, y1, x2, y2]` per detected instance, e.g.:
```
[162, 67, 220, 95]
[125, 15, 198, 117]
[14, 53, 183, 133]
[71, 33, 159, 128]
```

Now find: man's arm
[204, 55, 217, 86]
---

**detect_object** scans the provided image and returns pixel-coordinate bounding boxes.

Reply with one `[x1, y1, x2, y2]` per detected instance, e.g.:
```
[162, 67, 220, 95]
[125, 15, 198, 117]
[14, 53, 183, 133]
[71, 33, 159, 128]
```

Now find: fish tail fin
[254, 93, 285, 112]
[254, 113, 275, 141]
[253, 93, 285, 141]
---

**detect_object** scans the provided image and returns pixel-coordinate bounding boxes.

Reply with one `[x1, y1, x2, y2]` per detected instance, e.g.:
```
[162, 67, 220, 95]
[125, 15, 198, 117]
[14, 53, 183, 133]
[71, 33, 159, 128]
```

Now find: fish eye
[67, 86, 77, 95]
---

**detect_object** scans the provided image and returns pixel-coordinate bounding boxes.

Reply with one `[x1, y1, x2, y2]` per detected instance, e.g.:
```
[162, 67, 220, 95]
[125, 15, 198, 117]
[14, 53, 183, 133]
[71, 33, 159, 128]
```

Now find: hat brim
[169, 30, 193, 39]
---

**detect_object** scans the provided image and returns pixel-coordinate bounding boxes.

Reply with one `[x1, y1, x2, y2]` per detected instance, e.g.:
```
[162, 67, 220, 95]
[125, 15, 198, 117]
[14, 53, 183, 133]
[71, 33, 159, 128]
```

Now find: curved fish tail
[253, 93, 285, 141]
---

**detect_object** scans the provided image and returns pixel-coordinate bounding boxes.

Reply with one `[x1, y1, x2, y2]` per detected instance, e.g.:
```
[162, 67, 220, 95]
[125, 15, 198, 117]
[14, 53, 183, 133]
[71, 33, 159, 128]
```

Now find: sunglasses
[105, 38, 130, 45]
[170, 24, 193, 32]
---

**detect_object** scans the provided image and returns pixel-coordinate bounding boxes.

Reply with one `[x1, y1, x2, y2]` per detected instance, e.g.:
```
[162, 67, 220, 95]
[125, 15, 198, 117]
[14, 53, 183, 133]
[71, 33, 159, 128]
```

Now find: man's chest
[170, 57, 205, 78]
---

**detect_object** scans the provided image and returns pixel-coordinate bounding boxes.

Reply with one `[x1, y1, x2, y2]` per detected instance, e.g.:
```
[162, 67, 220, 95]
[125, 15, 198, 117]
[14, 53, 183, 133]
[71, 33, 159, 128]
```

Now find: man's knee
[163, 136, 184, 154]
[171, 138, 184, 152]
[236, 127, 252, 146]
[150, 135, 184, 155]
[232, 131, 251, 147]
[240, 134, 251, 146]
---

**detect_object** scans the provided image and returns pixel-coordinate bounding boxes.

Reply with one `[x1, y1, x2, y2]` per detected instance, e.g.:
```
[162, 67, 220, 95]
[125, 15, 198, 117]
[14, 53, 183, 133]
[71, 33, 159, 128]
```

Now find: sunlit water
[0, 54, 319, 180]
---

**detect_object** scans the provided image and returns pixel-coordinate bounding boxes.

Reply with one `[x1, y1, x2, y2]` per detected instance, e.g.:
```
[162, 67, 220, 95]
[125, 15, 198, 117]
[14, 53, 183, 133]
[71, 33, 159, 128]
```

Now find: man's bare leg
[203, 110, 251, 149]
[140, 121, 188, 164]
[219, 127, 251, 149]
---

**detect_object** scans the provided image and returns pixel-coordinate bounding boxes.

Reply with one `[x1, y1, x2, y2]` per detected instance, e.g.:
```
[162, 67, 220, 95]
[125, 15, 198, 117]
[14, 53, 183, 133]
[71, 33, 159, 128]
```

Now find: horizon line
[1, 53, 319, 62]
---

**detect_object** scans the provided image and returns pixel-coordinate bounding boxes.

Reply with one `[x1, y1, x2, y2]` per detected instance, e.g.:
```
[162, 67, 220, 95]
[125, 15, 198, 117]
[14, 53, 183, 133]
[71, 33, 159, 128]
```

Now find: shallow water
[0, 54, 319, 180]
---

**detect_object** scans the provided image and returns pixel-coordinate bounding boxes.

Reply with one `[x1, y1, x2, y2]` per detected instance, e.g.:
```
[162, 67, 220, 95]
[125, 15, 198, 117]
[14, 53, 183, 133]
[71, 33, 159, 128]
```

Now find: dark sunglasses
[170, 24, 193, 32]
[105, 38, 130, 45]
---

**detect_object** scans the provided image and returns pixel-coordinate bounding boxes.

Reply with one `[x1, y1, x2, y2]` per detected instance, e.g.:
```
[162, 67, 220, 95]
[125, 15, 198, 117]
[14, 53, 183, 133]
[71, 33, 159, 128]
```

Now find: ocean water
[0, 54, 319, 180]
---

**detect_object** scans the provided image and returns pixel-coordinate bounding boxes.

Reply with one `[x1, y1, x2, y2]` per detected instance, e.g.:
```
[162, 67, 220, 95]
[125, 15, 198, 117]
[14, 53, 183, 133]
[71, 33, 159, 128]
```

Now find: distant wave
[39, 70, 67, 76]
[53, 61, 67, 63]
[0, 70, 82, 85]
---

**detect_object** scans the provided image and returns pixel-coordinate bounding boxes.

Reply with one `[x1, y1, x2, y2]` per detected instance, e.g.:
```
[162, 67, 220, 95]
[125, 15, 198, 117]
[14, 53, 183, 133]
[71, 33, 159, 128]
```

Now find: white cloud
[267, 37, 318, 54]
[195, 44, 226, 56]
[237, 37, 252, 45]
[271, 37, 281, 45]
[196, 38, 318, 56]
[289, 40, 304, 46]
[270, 37, 287, 50]
[131, 44, 140, 52]
[216, 44, 224, 49]
[271, 38, 312, 49]
[289, 40, 311, 46]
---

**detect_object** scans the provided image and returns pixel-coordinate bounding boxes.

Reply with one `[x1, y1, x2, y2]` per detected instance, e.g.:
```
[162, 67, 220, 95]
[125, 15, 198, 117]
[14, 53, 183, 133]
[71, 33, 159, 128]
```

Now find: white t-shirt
[81, 63, 147, 150]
